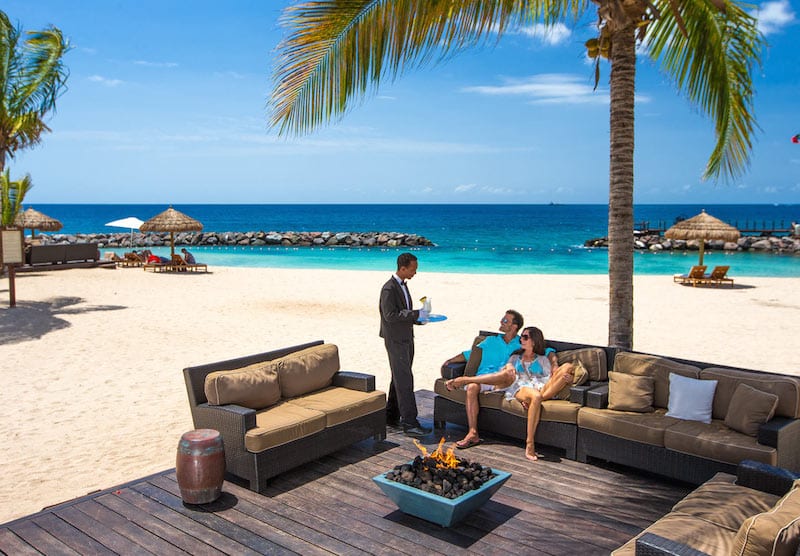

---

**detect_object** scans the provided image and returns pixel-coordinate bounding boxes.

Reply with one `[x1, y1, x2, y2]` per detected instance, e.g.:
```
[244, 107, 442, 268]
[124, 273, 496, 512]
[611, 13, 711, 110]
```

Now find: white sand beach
[1, 266, 798, 522]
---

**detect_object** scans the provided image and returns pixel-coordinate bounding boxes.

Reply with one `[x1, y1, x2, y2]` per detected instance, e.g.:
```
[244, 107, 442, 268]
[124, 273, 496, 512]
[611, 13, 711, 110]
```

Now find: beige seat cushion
[663, 419, 777, 466]
[501, 397, 580, 423]
[725, 383, 779, 437]
[433, 378, 505, 409]
[556, 347, 608, 381]
[286, 386, 386, 427]
[578, 407, 677, 446]
[245, 402, 326, 452]
[612, 511, 738, 556]
[274, 343, 340, 399]
[608, 372, 655, 413]
[731, 480, 800, 556]
[670, 473, 779, 531]
[204, 361, 280, 409]
[614, 352, 700, 409]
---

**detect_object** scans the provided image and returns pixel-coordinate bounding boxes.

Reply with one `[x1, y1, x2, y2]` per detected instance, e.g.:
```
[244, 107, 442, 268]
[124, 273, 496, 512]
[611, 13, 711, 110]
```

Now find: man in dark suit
[379, 252, 430, 437]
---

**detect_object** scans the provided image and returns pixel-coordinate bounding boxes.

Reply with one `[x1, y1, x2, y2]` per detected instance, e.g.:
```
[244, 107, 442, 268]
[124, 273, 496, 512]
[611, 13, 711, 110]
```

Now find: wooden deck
[1, 391, 693, 555]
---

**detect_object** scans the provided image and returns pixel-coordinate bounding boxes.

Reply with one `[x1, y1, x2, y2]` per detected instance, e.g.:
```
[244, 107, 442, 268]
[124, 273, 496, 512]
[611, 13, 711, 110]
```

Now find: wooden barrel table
[176, 429, 225, 504]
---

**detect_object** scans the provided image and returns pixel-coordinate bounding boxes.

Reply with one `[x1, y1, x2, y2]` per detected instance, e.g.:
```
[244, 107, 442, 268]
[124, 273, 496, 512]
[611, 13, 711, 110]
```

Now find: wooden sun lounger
[702, 265, 733, 287]
[673, 265, 707, 286]
[169, 254, 208, 272]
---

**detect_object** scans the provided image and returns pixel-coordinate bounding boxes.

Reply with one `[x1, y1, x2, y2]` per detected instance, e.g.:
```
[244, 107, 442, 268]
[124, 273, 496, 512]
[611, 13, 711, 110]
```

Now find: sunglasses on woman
[520, 334, 530, 340]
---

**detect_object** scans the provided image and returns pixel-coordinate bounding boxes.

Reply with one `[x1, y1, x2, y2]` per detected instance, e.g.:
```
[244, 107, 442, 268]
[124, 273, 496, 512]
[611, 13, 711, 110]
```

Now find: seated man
[441, 309, 524, 449]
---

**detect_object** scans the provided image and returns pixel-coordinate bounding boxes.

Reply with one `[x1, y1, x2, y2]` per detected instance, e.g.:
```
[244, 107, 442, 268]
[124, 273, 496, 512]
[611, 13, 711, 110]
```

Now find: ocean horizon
[26, 203, 800, 277]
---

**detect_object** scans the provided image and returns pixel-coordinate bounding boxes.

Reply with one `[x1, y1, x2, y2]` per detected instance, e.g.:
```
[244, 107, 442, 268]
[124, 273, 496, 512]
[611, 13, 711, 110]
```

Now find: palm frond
[15, 27, 70, 115]
[0, 169, 32, 226]
[646, 0, 763, 181]
[270, 0, 547, 136]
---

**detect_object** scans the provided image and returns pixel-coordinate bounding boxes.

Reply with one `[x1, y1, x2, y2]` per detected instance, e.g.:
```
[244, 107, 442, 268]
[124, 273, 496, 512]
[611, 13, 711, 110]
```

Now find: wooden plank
[131, 480, 302, 555]
[150, 474, 358, 555]
[55, 505, 157, 555]
[0, 528, 40, 556]
[95, 491, 225, 556]
[73, 499, 186, 555]
[113, 486, 260, 556]
[31, 512, 115, 555]
[6, 519, 81, 555]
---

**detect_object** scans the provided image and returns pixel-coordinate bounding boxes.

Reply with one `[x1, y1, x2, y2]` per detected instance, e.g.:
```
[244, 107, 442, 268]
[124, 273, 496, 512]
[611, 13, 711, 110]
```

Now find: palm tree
[0, 169, 32, 226]
[0, 10, 70, 173]
[269, 0, 763, 350]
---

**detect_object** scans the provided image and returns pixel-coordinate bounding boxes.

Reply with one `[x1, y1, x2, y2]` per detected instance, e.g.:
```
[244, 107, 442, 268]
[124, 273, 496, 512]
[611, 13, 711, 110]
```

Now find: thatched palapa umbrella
[14, 207, 63, 238]
[140, 207, 203, 257]
[664, 210, 740, 266]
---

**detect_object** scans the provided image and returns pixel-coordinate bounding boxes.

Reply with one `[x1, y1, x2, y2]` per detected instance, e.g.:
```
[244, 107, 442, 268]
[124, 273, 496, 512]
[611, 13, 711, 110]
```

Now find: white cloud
[463, 73, 650, 105]
[452, 183, 515, 195]
[134, 60, 178, 68]
[752, 0, 795, 35]
[517, 23, 572, 46]
[88, 75, 123, 87]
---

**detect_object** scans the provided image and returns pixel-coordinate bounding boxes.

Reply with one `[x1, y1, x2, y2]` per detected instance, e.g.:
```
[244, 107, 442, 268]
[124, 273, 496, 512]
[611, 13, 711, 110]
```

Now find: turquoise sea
[31, 204, 800, 277]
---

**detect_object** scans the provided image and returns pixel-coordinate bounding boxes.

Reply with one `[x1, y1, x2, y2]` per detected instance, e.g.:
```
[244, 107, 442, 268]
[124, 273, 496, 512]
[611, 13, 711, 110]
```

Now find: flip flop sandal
[455, 438, 482, 449]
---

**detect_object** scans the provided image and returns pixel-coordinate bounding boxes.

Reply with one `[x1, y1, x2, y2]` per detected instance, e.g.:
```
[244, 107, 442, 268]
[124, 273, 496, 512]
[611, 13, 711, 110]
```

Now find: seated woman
[446, 326, 574, 462]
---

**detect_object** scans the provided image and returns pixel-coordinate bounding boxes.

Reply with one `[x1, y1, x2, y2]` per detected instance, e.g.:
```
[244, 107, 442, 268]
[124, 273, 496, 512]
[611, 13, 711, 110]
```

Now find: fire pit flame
[413, 437, 460, 469]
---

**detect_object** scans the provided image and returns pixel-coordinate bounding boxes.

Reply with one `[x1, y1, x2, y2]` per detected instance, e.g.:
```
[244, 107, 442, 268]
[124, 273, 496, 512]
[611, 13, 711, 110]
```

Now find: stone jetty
[585, 233, 800, 255]
[32, 230, 435, 249]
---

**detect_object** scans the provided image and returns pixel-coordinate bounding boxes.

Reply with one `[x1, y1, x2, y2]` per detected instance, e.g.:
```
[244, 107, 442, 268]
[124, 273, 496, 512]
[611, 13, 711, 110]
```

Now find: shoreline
[1, 266, 798, 522]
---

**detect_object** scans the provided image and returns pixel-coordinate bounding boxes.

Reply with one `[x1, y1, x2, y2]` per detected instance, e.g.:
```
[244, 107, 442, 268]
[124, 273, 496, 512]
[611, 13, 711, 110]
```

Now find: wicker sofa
[433, 334, 800, 484]
[183, 340, 386, 493]
[25, 243, 101, 265]
[433, 336, 612, 460]
[613, 460, 800, 555]
[578, 350, 800, 484]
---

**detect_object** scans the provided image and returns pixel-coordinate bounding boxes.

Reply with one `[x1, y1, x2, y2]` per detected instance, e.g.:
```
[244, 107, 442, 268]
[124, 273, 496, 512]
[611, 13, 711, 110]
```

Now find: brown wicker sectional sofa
[183, 340, 386, 493]
[613, 460, 800, 555]
[433, 335, 800, 485]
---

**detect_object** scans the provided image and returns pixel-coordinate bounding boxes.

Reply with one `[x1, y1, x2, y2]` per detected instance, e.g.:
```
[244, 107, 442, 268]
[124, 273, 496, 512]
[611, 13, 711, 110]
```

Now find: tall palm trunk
[607, 24, 637, 350]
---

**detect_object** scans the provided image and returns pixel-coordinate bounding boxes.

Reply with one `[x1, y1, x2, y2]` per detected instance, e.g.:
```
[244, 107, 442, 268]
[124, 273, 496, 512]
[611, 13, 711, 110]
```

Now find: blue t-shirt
[462, 334, 521, 376]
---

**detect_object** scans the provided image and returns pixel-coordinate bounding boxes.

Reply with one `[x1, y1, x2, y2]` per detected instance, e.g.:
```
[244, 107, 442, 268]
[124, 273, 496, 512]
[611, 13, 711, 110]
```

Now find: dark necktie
[400, 281, 411, 309]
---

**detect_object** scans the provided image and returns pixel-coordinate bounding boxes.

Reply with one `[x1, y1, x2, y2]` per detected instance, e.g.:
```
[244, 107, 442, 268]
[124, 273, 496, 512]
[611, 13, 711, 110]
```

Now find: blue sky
[5, 0, 799, 204]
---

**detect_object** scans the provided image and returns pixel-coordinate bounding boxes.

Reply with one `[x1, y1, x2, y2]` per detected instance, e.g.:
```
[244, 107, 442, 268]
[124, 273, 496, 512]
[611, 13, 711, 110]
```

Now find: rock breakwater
[585, 234, 800, 255]
[33, 230, 435, 249]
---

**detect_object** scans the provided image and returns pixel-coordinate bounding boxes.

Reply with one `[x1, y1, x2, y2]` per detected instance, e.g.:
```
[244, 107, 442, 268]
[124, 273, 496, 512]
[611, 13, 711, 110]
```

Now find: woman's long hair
[515, 326, 546, 356]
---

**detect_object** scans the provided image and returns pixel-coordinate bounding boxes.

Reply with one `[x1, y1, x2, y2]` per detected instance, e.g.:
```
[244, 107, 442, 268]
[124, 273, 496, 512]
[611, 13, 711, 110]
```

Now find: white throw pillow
[665, 372, 718, 424]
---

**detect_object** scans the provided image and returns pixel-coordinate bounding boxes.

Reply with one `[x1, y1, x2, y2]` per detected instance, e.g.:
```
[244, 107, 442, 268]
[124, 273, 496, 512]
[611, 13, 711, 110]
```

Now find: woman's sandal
[456, 438, 482, 449]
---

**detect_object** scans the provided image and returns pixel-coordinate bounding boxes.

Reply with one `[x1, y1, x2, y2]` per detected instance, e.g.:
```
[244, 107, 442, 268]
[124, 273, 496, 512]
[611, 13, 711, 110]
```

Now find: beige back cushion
[607, 371, 655, 413]
[731, 480, 800, 556]
[464, 335, 487, 377]
[204, 361, 281, 409]
[725, 383, 780, 437]
[556, 347, 608, 381]
[700, 368, 800, 420]
[613, 352, 700, 409]
[275, 343, 340, 399]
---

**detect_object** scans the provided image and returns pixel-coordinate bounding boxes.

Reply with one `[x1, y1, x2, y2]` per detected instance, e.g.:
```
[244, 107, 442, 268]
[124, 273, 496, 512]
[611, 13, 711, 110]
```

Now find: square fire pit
[372, 467, 511, 527]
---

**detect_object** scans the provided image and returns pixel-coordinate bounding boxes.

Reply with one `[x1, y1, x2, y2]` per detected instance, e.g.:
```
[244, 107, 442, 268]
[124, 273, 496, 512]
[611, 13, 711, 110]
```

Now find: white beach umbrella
[105, 216, 145, 246]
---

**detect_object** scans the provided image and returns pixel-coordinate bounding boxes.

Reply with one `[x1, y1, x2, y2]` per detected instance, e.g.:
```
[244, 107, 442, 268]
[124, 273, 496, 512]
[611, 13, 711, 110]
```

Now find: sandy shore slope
[1, 266, 798, 522]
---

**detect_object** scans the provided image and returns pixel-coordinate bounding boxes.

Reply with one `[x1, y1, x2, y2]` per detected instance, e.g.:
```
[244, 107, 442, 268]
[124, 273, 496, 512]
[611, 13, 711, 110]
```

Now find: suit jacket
[379, 276, 419, 342]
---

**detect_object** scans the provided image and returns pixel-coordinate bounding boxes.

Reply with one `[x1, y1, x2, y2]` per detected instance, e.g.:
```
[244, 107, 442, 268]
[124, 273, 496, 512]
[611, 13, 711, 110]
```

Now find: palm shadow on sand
[0, 296, 126, 345]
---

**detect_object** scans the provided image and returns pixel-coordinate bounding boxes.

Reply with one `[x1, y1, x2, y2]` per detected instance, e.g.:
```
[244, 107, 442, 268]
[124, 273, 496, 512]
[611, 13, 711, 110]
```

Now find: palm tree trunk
[607, 25, 637, 350]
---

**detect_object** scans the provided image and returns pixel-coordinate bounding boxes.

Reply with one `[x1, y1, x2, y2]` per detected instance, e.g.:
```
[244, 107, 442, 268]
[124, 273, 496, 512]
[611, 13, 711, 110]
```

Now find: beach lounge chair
[673, 265, 707, 286]
[167, 253, 208, 273]
[704, 265, 733, 287]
